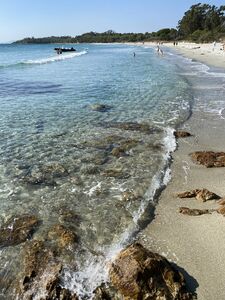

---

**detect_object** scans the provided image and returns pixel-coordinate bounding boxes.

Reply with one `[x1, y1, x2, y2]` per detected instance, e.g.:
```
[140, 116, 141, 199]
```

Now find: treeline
[14, 3, 225, 44]
[178, 3, 225, 42]
[13, 29, 178, 44]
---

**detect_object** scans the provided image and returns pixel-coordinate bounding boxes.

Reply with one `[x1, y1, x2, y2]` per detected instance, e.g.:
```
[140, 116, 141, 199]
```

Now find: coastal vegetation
[13, 3, 225, 44]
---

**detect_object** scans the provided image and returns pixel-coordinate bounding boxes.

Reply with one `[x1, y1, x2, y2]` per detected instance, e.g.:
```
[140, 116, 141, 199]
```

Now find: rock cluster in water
[16, 240, 78, 300]
[0, 215, 39, 247]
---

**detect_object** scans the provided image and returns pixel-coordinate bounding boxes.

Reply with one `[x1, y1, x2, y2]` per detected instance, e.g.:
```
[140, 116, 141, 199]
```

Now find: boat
[54, 47, 76, 54]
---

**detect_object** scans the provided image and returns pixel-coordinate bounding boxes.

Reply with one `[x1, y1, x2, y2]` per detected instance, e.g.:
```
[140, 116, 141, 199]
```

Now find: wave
[0, 50, 87, 69]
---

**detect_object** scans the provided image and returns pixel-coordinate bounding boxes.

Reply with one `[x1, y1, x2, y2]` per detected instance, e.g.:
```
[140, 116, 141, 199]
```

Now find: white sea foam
[24, 50, 87, 65]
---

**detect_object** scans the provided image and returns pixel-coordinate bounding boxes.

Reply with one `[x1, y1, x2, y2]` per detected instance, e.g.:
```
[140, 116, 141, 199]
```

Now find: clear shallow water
[0, 43, 224, 299]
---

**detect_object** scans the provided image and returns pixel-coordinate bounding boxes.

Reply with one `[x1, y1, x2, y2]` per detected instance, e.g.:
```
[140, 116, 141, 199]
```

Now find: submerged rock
[121, 191, 141, 202]
[102, 169, 130, 179]
[177, 189, 220, 202]
[174, 131, 192, 138]
[17, 240, 78, 300]
[190, 151, 225, 168]
[179, 207, 211, 216]
[109, 243, 193, 300]
[21, 163, 68, 186]
[90, 103, 112, 112]
[48, 224, 77, 249]
[100, 121, 161, 134]
[0, 215, 39, 248]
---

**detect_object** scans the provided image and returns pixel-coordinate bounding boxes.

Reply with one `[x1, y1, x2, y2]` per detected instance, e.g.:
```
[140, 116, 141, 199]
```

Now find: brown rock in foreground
[109, 243, 194, 300]
[217, 206, 225, 216]
[190, 151, 225, 168]
[218, 198, 225, 206]
[174, 131, 192, 138]
[179, 207, 211, 216]
[17, 240, 78, 300]
[177, 189, 220, 202]
[0, 215, 39, 248]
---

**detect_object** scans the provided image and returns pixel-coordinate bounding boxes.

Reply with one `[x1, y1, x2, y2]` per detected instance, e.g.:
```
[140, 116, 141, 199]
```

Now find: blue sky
[0, 0, 224, 42]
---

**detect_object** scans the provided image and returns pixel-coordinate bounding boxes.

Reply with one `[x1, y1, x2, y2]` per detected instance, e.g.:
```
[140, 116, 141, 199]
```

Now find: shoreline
[138, 45, 225, 299]
[136, 41, 225, 70]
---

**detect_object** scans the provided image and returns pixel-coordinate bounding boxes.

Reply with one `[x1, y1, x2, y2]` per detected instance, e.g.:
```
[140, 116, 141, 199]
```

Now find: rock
[48, 224, 77, 249]
[0, 215, 39, 248]
[80, 164, 99, 175]
[102, 169, 130, 179]
[21, 163, 68, 186]
[93, 283, 115, 300]
[190, 151, 225, 168]
[90, 103, 112, 112]
[217, 198, 225, 206]
[111, 139, 140, 158]
[58, 209, 79, 224]
[111, 147, 127, 158]
[101, 122, 161, 134]
[109, 243, 193, 300]
[179, 207, 211, 216]
[121, 191, 141, 202]
[195, 189, 220, 202]
[17, 240, 78, 299]
[177, 189, 220, 202]
[217, 206, 225, 216]
[177, 190, 199, 199]
[174, 131, 192, 138]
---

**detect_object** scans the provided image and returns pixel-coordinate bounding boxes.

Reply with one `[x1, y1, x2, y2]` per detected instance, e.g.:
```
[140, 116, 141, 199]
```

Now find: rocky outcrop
[217, 206, 225, 216]
[0, 215, 39, 247]
[218, 198, 225, 206]
[109, 243, 193, 300]
[48, 224, 77, 249]
[21, 163, 68, 186]
[190, 151, 225, 168]
[174, 131, 192, 138]
[101, 121, 161, 134]
[179, 207, 211, 216]
[17, 240, 78, 300]
[121, 191, 141, 202]
[90, 103, 112, 112]
[177, 189, 220, 202]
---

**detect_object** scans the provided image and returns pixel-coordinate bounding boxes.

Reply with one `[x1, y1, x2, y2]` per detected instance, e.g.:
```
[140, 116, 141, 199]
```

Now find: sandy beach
[138, 44, 225, 300]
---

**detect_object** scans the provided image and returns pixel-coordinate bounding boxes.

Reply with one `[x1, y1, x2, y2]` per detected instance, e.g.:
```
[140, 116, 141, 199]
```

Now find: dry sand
[168, 41, 225, 69]
[137, 44, 225, 299]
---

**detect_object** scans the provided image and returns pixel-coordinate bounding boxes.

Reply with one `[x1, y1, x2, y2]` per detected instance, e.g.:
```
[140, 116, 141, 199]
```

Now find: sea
[0, 43, 225, 299]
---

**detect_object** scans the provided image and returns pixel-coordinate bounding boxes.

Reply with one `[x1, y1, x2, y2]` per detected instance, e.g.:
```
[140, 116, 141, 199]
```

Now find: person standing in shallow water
[133, 52, 136, 57]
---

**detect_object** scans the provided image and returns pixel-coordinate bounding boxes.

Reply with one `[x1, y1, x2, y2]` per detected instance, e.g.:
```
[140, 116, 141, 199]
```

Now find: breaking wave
[0, 50, 87, 69]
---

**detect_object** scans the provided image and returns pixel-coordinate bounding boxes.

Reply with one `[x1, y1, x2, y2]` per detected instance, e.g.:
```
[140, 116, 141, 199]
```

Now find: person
[213, 41, 216, 51]
[133, 52, 136, 57]
[156, 45, 163, 56]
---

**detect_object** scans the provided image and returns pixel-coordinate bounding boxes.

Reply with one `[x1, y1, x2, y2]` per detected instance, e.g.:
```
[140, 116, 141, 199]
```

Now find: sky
[0, 0, 224, 42]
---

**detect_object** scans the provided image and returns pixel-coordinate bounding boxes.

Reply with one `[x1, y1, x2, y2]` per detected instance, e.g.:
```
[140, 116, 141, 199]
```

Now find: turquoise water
[0, 43, 197, 298]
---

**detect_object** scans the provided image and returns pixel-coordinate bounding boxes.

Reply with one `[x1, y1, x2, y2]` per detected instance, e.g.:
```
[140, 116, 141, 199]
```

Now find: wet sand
[138, 57, 225, 299]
